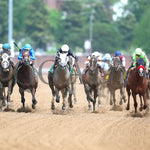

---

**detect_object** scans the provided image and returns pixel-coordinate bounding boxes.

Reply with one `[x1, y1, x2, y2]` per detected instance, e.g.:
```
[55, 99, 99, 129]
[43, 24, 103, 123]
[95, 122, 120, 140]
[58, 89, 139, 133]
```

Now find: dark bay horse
[16, 50, 38, 109]
[0, 53, 15, 108]
[82, 56, 102, 111]
[126, 58, 148, 113]
[48, 53, 72, 110]
[107, 56, 126, 106]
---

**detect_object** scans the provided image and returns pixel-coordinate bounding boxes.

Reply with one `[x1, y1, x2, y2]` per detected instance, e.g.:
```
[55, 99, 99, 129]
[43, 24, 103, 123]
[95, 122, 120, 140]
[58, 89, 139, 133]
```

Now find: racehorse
[16, 50, 38, 109]
[69, 56, 78, 104]
[48, 52, 73, 110]
[107, 56, 126, 106]
[126, 58, 148, 113]
[0, 52, 15, 107]
[82, 55, 102, 111]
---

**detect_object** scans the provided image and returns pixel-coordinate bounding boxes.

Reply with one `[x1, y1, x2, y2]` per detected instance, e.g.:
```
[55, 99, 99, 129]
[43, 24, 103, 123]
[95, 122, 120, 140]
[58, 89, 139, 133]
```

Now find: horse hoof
[62, 106, 66, 110]
[2, 101, 6, 106]
[32, 104, 36, 109]
[119, 101, 122, 105]
[139, 107, 143, 111]
[56, 99, 60, 103]
[143, 105, 147, 110]
[88, 106, 92, 110]
[33, 100, 37, 105]
[126, 107, 129, 110]
[51, 103, 55, 110]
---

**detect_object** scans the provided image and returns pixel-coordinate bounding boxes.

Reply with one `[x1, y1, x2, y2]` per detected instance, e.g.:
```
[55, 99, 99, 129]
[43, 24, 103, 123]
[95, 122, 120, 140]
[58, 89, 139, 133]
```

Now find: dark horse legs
[19, 87, 37, 109]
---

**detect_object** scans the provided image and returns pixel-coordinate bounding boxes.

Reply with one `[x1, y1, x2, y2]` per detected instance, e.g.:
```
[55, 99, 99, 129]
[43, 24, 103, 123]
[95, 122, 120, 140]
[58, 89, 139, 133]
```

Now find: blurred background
[0, 0, 150, 56]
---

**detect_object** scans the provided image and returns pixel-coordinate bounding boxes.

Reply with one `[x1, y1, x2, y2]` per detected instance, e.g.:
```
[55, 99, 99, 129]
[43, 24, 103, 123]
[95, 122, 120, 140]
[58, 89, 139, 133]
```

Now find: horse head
[89, 56, 98, 72]
[0, 53, 11, 72]
[136, 58, 146, 77]
[22, 50, 30, 65]
[112, 56, 121, 71]
[57, 53, 69, 69]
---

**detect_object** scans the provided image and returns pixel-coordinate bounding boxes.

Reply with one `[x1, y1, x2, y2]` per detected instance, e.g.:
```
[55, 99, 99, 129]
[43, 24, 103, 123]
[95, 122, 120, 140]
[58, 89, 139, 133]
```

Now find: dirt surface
[0, 75, 150, 150]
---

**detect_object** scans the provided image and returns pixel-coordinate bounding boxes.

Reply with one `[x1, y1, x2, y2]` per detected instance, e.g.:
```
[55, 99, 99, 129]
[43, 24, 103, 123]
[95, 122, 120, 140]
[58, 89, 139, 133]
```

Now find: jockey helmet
[92, 51, 100, 57]
[115, 51, 122, 56]
[135, 48, 142, 55]
[61, 44, 69, 52]
[23, 44, 32, 50]
[2, 43, 11, 50]
[0, 44, 3, 50]
[105, 53, 111, 60]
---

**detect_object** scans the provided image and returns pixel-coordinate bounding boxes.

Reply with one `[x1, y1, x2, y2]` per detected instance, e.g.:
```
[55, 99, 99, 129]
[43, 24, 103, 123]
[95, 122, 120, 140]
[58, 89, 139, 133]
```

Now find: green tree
[0, 0, 8, 43]
[25, 0, 51, 49]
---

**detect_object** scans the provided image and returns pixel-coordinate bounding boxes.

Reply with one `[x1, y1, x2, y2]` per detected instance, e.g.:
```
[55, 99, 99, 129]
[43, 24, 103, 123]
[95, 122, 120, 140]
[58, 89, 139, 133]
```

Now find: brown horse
[82, 56, 102, 111]
[0, 52, 15, 108]
[16, 50, 38, 109]
[126, 58, 148, 113]
[107, 56, 126, 106]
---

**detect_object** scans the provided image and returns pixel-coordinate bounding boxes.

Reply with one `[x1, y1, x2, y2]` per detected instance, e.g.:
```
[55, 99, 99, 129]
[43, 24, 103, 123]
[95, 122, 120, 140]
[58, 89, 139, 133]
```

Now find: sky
[113, 0, 128, 20]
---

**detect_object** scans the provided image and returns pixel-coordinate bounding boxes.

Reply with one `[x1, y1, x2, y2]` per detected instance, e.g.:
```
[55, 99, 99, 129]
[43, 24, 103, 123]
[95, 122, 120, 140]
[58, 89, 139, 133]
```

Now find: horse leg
[51, 88, 55, 110]
[143, 93, 147, 110]
[120, 87, 126, 105]
[139, 95, 143, 111]
[0, 83, 5, 107]
[97, 86, 101, 108]
[31, 88, 37, 109]
[62, 89, 67, 110]
[112, 90, 116, 106]
[2, 87, 6, 106]
[55, 89, 60, 103]
[93, 89, 97, 111]
[72, 82, 77, 104]
[126, 86, 131, 110]
[109, 90, 113, 105]
[6, 82, 13, 107]
[84, 84, 92, 110]
[19, 87, 25, 108]
[132, 93, 137, 113]
[68, 86, 73, 108]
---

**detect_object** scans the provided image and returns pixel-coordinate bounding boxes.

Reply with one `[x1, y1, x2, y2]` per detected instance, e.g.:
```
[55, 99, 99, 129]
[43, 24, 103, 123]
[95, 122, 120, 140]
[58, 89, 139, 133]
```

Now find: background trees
[0, 0, 150, 54]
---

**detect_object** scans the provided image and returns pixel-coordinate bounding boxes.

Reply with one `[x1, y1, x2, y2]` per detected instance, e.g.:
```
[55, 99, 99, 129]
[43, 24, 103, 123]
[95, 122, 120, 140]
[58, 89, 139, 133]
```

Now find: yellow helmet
[0, 44, 3, 50]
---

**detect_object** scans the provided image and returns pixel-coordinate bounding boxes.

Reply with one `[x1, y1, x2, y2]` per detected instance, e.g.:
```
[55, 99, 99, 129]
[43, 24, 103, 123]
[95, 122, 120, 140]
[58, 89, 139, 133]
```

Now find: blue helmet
[23, 44, 32, 50]
[115, 51, 122, 56]
[2, 43, 11, 50]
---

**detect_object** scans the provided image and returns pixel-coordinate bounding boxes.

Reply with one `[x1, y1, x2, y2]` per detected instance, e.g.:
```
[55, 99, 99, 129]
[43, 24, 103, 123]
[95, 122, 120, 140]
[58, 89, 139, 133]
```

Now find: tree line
[0, 0, 149, 55]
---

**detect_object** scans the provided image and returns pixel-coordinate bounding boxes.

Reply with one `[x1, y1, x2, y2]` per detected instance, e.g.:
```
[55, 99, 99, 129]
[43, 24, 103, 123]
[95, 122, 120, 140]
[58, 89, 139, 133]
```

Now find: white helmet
[105, 53, 111, 60]
[61, 44, 69, 52]
[92, 51, 100, 57]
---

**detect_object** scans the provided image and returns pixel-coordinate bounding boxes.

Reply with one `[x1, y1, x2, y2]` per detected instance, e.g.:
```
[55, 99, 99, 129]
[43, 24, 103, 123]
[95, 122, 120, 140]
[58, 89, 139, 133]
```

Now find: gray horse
[83, 56, 102, 111]
[48, 53, 72, 110]
[107, 56, 126, 106]
[0, 53, 15, 108]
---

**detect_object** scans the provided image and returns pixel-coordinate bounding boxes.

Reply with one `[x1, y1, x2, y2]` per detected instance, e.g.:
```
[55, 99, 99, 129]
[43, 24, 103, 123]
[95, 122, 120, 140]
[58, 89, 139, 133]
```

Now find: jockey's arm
[29, 49, 35, 60]
[18, 51, 23, 60]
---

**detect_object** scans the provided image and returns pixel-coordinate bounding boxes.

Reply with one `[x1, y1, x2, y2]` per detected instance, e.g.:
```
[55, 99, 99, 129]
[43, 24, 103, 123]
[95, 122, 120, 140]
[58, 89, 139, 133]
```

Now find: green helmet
[135, 48, 142, 55]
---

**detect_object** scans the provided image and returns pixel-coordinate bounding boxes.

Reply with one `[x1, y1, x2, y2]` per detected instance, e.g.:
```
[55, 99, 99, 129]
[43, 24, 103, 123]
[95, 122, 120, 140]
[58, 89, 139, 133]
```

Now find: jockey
[2, 43, 15, 68]
[126, 48, 149, 80]
[113, 51, 126, 79]
[18, 43, 35, 65]
[82, 51, 103, 79]
[101, 53, 112, 72]
[49, 44, 78, 74]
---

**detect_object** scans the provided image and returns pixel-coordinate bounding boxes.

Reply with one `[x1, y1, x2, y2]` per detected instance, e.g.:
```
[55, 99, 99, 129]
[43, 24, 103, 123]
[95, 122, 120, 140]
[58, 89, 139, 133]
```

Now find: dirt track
[0, 75, 150, 150]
